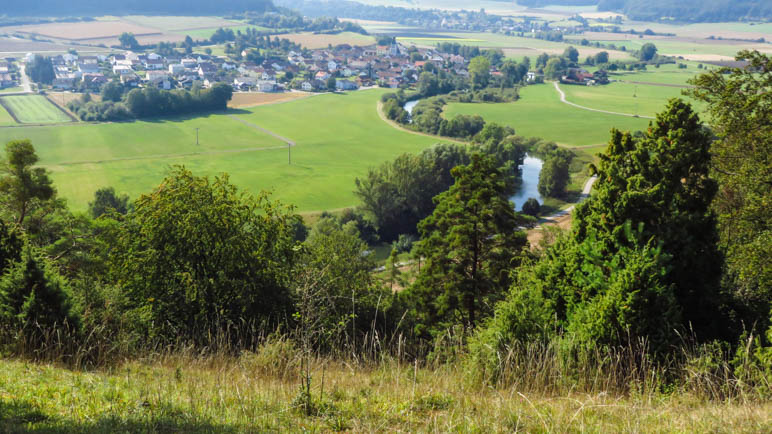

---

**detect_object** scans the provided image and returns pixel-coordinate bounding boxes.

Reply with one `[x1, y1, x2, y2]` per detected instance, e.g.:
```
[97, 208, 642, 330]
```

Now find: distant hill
[515, 0, 772, 22]
[2, 0, 275, 17]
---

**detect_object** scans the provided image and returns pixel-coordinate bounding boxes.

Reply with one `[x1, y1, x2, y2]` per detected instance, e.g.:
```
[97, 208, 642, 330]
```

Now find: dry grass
[1, 352, 769, 432]
[228, 92, 310, 108]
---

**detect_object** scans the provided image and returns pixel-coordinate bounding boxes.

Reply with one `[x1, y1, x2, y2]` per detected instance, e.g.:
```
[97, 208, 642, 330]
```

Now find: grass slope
[0, 104, 15, 126]
[444, 84, 650, 147]
[0, 90, 439, 212]
[1, 357, 769, 432]
[0, 95, 71, 124]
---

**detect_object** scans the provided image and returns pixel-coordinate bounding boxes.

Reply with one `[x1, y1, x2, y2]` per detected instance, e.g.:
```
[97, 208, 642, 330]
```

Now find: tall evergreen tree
[410, 154, 527, 334]
[573, 99, 723, 339]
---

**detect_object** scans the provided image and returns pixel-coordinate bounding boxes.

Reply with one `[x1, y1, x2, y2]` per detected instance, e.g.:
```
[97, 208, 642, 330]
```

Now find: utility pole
[195, 127, 199, 145]
[288, 142, 291, 165]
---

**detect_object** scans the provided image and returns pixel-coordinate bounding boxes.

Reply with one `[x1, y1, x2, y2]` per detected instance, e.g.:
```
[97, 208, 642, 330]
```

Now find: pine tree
[410, 154, 527, 333]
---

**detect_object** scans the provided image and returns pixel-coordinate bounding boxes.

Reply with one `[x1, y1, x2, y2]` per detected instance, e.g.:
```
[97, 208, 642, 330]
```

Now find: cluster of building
[20, 41, 474, 95]
[0, 60, 17, 89]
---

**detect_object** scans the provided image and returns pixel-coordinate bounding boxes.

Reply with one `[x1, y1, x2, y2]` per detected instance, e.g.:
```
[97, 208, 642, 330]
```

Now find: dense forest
[3, 0, 275, 16]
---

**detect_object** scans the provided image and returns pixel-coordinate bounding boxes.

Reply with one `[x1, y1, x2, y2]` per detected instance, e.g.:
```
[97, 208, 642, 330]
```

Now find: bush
[0, 248, 81, 350]
[521, 198, 540, 216]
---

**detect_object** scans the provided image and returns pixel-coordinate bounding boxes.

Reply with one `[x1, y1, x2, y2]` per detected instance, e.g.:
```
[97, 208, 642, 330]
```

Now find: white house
[169, 64, 185, 75]
[301, 81, 314, 91]
[257, 81, 276, 92]
[335, 80, 358, 91]
[327, 60, 338, 72]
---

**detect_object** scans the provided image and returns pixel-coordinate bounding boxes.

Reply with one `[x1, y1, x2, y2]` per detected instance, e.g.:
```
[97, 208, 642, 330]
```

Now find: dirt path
[553, 81, 655, 120]
[526, 175, 598, 247]
[18, 64, 32, 93]
[376, 100, 468, 145]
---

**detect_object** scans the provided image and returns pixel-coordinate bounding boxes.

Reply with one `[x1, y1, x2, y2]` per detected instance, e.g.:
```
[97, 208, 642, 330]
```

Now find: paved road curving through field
[552, 81, 655, 120]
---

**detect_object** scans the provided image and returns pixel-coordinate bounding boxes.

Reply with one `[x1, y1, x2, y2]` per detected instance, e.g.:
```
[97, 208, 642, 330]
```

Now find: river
[403, 100, 543, 211]
[403, 99, 419, 123]
[510, 155, 543, 211]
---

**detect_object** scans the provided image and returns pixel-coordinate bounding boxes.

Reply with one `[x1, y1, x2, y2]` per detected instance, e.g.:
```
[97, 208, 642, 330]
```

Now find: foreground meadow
[1, 356, 769, 433]
[0, 89, 439, 212]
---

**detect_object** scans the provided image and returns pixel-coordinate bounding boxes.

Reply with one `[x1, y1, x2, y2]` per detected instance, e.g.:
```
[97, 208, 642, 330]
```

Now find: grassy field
[1, 356, 769, 432]
[0, 86, 23, 94]
[227, 92, 309, 108]
[0, 95, 72, 124]
[444, 84, 650, 147]
[0, 90, 439, 212]
[0, 104, 16, 126]
[608, 62, 705, 86]
[560, 82, 702, 118]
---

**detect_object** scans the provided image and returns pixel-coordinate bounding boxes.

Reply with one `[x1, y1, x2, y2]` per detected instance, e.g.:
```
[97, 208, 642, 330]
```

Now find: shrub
[521, 198, 540, 216]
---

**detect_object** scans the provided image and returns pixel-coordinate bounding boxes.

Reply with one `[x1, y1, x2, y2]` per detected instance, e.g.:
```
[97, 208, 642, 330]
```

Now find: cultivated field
[228, 92, 310, 108]
[398, 32, 634, 62]
[8, 20, 160, 41]
[0, 90, 438, 212]
[0, 95, 72, 124]
[444, 84, 650, 147]
[0, 37, 110, 56]
[122, 15, 245, 32]
[277, 32, 376, 49]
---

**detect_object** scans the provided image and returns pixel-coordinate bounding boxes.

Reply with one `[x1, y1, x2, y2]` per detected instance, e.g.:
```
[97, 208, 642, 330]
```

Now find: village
[0, 40, 482, 96]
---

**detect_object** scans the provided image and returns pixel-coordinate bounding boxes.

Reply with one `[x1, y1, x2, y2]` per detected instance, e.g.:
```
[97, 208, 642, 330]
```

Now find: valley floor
[1, 357, 769, 433]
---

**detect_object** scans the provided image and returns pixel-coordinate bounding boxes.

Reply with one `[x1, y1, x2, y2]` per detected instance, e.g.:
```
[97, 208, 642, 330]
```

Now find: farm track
[553, 81, 655, 120]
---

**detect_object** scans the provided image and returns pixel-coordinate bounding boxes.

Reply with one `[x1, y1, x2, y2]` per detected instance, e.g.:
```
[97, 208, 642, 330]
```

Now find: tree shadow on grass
[139, 108, 253, 124]
[0, 399, 242, 433]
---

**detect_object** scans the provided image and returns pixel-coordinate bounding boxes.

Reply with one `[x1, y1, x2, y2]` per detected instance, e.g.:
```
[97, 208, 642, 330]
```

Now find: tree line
[67, 83, 233, 121]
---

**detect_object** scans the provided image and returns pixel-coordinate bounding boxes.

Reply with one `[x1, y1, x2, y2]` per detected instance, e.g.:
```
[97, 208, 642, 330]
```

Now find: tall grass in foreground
[1, 336, 770, 432]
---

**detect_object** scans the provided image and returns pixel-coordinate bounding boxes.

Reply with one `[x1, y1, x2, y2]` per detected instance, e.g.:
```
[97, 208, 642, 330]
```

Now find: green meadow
[0, 95, 71, 124]
[607, 62, 704, 86]
[0, 105, 15, 126]
[444, 84, 650, 147]
[560, 82, 702, 118]
[0, 90, 439, 213]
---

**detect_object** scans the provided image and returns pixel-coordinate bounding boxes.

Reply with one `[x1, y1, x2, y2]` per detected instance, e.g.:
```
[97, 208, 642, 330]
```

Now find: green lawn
[0, 90, 440, 213]
[444, 84, 650, 147]
[560, 82, 703, 118]
[607, 62, 705, 86]
[0, 104, 15, 126]
[0, 95, 71, 124]
[0, 86, 23, 94]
